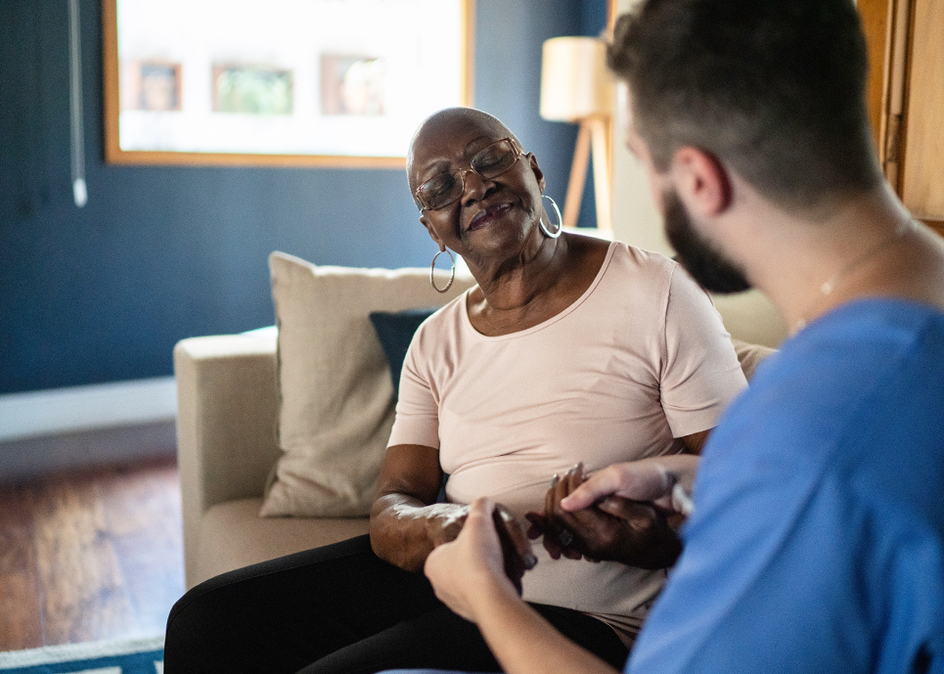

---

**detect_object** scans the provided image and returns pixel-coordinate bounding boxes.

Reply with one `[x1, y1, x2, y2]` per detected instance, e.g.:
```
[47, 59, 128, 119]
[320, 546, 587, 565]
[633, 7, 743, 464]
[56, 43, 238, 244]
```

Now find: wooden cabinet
[860, 0, 944, 235]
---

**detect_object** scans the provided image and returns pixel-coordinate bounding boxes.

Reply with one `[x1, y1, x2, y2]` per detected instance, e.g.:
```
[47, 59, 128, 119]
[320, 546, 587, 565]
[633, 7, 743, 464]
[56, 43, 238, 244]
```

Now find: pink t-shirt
[389, 241, 746, 628]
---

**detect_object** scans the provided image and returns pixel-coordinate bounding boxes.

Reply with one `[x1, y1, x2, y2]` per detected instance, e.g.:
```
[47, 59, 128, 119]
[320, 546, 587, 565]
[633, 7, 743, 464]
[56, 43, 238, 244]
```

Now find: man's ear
[670, 147, 732, 217]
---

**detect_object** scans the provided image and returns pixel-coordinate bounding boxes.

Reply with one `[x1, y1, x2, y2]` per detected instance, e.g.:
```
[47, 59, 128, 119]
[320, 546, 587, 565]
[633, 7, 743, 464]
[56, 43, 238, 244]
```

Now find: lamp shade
[540, 36, 614, 122]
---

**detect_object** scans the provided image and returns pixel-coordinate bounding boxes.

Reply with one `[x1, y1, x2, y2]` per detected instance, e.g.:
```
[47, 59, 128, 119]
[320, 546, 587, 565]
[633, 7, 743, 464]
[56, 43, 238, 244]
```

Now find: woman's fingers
[537, 464, 605, 559]
[545, 465, 590, 559]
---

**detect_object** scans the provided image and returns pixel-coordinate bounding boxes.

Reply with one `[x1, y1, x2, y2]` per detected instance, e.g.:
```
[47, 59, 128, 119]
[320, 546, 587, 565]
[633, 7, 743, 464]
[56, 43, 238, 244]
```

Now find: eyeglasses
[414, 138, 524, 211]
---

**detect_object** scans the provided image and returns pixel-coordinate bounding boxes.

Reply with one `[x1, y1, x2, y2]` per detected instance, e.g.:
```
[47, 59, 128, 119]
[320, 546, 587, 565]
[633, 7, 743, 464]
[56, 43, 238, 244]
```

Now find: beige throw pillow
[260, 251, 472, 517]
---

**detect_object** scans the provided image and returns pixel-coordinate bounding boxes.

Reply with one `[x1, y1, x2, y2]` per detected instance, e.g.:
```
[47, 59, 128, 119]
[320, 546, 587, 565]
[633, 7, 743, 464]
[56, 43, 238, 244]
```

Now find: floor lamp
[540, 37, 614, 232]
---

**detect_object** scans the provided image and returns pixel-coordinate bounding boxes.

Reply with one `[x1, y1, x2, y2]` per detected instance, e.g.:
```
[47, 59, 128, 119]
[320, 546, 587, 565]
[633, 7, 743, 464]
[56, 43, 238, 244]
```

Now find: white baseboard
[0, 376, 177, 442]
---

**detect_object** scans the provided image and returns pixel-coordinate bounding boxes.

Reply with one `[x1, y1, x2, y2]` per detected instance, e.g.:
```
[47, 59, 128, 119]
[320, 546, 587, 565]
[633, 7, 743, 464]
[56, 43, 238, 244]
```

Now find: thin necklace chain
[794, 218, 917, 332]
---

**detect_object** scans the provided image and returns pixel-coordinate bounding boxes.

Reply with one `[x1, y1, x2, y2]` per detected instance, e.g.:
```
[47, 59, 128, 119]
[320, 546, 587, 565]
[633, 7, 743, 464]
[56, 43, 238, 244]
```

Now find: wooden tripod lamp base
[562, 115, 612, 232]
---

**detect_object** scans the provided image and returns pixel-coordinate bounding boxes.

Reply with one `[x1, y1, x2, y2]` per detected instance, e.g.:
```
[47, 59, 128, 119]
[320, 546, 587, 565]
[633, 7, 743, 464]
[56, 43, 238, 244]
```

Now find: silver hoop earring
[539, 194, 563, 239]
[430, 248, 456, 293]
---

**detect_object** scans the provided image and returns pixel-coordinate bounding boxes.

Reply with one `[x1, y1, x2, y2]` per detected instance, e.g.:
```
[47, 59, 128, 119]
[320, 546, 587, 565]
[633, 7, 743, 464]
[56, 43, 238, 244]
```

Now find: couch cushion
[260, 252, 472, 518]
[195, 498, 369, 586]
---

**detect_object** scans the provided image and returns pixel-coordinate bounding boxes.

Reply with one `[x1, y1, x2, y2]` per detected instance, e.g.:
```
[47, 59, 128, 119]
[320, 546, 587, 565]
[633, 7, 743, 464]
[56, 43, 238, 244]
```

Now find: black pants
[164, 535, 628, 674]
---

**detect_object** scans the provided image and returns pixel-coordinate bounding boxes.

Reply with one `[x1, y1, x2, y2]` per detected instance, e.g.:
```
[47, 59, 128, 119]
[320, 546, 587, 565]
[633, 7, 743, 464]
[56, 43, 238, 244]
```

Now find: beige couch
[175, 327, 370, 588]
[174, 263, 787, 590]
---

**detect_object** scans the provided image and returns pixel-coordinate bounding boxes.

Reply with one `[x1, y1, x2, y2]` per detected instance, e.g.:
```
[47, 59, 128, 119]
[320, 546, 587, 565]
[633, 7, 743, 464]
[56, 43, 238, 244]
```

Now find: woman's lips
[467, 203, 513, 231]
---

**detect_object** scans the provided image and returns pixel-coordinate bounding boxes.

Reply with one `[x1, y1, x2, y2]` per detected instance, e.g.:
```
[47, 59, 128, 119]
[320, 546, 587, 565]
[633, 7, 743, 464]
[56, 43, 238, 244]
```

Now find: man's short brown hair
[608, 0, 883, 212]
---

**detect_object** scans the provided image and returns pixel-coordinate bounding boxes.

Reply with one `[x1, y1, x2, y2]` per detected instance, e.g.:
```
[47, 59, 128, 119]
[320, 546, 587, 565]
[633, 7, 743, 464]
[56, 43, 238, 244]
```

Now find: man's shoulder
[709, 298, 944, 474]
[776, 298, 944, 386]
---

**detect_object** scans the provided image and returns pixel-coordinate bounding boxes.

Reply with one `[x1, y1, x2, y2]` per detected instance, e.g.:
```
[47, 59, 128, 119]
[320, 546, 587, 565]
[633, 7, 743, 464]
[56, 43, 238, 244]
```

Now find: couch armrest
[174, 332, 279, 582]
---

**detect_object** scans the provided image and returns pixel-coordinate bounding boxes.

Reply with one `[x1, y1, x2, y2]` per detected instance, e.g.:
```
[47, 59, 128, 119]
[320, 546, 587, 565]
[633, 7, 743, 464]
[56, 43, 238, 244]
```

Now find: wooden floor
[0, 456, 184, 651]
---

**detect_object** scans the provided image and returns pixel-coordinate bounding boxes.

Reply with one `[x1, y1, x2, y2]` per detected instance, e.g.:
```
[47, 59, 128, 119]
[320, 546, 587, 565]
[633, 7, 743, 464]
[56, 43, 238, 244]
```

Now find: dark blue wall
[0, 0, 606, 395]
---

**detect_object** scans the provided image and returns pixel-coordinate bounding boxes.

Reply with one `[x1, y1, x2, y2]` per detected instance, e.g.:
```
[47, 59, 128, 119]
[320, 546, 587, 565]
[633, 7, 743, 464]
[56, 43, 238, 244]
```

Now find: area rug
[0, 635, 163, 674]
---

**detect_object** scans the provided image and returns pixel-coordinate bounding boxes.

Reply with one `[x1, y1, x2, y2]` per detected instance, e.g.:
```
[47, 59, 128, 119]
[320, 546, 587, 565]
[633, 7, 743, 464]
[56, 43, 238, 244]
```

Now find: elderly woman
[163, 107, 745, 674]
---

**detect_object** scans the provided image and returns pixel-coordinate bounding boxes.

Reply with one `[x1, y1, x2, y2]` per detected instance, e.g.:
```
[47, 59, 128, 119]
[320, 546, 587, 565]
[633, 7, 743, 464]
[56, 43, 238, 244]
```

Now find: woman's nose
[460, 170, 494, 205]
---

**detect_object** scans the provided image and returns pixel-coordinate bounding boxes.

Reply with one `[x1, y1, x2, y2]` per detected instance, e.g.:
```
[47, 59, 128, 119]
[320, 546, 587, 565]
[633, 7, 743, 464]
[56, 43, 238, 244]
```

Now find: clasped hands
[424, 458, 693, 622]
[524, 462, 683, 570]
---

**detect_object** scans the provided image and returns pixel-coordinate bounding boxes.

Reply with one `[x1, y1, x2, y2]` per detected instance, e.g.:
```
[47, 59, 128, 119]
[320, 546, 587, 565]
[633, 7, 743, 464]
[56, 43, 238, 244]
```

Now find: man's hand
[425, 498, 535, 622]
[425, 499, 621, 674]
[560, 455, 699, 514]
[526, 457, 700, 569]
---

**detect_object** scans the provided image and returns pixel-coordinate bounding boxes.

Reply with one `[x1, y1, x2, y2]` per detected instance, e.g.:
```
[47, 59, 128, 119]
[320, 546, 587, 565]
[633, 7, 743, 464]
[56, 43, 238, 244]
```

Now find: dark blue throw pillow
[369, 307, 438, 394]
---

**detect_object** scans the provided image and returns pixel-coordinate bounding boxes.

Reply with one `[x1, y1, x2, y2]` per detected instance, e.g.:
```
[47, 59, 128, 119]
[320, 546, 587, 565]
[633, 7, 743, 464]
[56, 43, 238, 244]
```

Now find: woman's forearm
[370, 444, 467, 571]
[369, 494, 468, 571]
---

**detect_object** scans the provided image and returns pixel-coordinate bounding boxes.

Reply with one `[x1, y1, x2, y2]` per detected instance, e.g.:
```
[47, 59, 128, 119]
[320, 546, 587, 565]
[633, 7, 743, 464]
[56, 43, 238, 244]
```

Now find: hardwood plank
[97, 461, 184, 637]
[0, 457, 184, 649]
[31, 470, 135, 644]
[0, 484, 42, 650]
[0, 572, 43, 650]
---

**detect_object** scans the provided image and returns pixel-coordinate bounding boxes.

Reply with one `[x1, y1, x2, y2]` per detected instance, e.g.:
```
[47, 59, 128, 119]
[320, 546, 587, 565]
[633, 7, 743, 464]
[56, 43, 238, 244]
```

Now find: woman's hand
[526, 459, 697, 569]
[370, 444, 536, 575]
[422, 502, 470, 547]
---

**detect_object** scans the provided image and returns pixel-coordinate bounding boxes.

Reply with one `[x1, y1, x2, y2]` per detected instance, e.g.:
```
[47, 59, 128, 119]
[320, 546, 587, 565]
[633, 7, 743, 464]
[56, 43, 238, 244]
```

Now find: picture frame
[102, 0, 474, 168]
[211, 65, 294, 115]
[121, 61, 183, 112]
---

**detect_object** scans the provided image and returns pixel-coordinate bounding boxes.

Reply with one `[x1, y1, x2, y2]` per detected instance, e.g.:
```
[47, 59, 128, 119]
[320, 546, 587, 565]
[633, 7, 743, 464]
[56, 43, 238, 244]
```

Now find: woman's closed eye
[424, 173, 458, 198]
[472, 151, 505, 173]
[417, 176, 466, 210]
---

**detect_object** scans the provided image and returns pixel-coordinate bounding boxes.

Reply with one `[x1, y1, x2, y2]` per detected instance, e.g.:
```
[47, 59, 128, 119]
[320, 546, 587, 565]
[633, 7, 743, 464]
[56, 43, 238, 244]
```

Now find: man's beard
[663, 189, 752, 294]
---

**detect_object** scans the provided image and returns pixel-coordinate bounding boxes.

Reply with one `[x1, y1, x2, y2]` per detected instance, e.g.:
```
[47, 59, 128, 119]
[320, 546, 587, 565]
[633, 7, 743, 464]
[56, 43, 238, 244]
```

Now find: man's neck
[725, 183, 937, 334]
